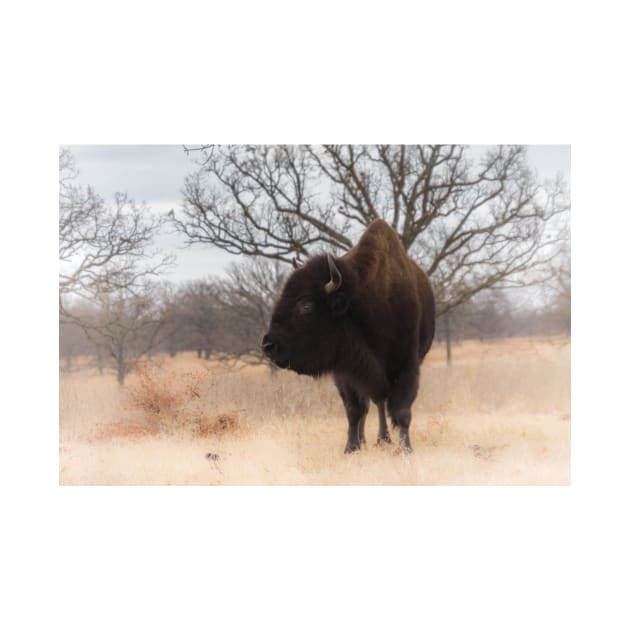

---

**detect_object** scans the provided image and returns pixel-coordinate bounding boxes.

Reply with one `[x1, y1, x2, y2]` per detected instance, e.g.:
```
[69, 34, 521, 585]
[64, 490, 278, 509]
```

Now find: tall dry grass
[59, 336, 570, 485]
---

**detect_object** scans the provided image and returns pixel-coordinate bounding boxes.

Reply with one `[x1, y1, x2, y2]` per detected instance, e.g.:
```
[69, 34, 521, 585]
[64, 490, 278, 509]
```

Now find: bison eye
[298, 300, 315, 315]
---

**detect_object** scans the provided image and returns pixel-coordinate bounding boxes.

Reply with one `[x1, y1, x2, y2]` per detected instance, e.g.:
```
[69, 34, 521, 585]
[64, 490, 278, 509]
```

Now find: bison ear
[327, 291, 350, 318]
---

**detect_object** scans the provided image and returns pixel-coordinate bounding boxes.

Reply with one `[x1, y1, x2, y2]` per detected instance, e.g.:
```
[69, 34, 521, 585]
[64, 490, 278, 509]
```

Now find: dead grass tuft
[192, 410, 242, 438]
[417, 402, 454, 447]
[94, 421, 159, 440]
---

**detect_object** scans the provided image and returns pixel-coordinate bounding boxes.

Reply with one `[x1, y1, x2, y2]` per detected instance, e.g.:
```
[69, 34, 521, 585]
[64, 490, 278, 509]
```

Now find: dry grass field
[59, 336, 570, 485]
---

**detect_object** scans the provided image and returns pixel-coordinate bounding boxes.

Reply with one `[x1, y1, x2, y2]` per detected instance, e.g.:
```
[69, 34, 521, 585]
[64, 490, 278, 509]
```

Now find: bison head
[261, 254, 351, 376]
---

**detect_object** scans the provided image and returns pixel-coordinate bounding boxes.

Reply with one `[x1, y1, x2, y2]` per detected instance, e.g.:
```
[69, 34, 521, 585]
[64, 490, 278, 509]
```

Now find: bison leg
[334, 376, 369, 454]
[358, 415, 367, 446]
[387, 362, 420, 452]
[390, 408, 413, 451]
[376, 401, 392, 445]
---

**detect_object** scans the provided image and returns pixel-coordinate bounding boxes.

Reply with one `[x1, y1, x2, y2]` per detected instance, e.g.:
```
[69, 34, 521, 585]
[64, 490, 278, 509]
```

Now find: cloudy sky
[66, 145, 571, 285]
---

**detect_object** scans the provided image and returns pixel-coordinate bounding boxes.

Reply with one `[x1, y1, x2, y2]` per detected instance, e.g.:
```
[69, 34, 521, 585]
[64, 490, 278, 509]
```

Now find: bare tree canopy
[172, 144, 569, 315]
[216, 258, 286, 331]
[59, 148, 172, 303]
[213, 258, 287, 363]
[83, 287, 168, 383]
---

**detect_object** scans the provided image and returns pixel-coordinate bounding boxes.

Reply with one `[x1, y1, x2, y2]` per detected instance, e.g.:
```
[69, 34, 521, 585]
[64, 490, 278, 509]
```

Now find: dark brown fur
[262, 220, 435, 452]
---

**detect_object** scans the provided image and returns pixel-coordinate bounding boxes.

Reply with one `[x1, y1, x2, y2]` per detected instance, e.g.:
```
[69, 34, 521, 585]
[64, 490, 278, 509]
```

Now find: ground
[59, 336, 570, 485]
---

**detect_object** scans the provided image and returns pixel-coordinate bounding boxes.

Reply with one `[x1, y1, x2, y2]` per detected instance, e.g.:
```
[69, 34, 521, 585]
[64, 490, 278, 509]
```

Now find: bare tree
[76, 283, 167, 384]
[59, 318, 91, 373]
[172, 145, 569, 319]
[436, 289, 515, 345]
[177, 280, 221, 360]
[59, 148, 174, 382]
[59, 148, 172, 305]
[542, 249, 571, 335]
[155, 282, 190, 357]
[213, 258, 287, 365]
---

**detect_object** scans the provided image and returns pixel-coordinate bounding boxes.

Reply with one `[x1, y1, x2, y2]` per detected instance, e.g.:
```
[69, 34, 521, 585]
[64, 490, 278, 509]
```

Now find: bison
[261, 219, 435, 453]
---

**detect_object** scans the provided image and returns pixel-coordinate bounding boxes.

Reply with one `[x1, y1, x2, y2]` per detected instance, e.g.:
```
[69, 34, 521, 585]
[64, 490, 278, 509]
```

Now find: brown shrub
[124, 360, 204, 424]
[104, 359, 245, 439]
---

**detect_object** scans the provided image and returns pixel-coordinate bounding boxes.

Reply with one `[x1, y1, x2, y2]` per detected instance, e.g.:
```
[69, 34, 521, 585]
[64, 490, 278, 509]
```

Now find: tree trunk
[445, 312, 452, 365]
[204, 347, 211, 360]
[197, 348, 202, 359]
[116, 349, 126, 385]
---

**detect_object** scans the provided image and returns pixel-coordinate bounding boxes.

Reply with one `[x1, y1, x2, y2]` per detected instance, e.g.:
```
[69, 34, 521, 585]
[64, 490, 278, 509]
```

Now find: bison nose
[262, 333, 288, 365]
[261, 334, 276, 357]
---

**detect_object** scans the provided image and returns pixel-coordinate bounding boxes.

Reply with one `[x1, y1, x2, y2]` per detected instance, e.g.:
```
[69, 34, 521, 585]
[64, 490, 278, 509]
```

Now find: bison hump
[342, 219, 415, 296]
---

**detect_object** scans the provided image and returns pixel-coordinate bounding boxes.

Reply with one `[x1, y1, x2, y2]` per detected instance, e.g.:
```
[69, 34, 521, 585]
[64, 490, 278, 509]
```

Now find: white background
[2, 1, 629, 629]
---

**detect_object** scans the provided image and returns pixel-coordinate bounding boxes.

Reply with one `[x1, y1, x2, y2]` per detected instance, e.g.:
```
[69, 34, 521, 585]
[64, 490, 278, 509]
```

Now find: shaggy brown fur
[262, 220, 435, 453]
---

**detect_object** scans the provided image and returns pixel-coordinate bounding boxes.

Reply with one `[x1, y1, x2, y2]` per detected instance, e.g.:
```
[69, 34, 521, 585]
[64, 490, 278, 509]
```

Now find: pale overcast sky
[66, 145, 570, 285]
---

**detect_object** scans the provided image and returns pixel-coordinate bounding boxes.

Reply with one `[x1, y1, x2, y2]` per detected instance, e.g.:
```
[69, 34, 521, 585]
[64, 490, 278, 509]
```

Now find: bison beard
[262, 219, 435, 453]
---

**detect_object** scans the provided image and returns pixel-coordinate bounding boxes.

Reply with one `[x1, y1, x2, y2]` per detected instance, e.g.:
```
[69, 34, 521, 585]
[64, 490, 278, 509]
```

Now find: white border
[4, 1, 629, 629]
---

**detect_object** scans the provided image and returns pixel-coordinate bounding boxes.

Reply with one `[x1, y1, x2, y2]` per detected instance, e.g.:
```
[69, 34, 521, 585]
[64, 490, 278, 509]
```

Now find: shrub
[98, 358, 244, 439]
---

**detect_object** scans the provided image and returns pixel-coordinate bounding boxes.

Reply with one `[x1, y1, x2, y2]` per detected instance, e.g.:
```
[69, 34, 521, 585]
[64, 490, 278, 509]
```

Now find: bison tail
[417, 272, 435, 362]
[418, 311, 435, 363]
[419, 326, 434, 362]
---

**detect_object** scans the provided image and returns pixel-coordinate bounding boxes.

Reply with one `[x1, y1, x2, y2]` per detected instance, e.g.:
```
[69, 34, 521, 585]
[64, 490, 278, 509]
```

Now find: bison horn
[292, 257, 302, 270]
[325, 253, 342, 294]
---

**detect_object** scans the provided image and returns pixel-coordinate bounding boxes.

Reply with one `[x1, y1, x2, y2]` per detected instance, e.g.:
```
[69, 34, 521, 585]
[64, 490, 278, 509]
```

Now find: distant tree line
[59, 258, 287, 383]
[60, 260, 570, 380]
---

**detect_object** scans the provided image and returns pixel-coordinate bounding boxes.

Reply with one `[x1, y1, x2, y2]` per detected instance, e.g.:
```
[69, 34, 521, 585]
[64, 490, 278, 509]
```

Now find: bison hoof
[344, 442, 361, 454]
[376, 434, 392, 446]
